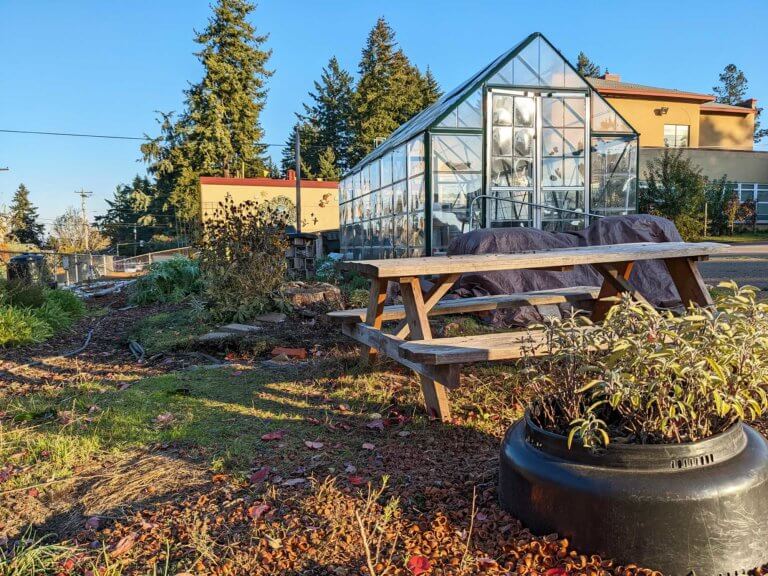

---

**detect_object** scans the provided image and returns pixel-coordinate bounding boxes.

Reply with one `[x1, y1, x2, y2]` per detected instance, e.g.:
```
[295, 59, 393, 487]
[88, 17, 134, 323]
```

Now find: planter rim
[523, 411, 748, 471]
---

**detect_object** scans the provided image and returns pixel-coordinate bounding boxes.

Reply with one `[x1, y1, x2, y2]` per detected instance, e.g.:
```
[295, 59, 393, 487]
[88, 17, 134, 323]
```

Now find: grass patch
[702, 231, 768, 244]
[130, 308, 209, 356]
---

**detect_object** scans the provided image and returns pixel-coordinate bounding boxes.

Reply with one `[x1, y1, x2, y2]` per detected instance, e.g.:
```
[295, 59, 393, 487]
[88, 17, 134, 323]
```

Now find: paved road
[700, 243, 768, 289]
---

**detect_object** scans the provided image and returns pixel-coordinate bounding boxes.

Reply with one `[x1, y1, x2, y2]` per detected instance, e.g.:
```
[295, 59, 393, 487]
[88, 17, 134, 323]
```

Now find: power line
[0, 128, 327, 149]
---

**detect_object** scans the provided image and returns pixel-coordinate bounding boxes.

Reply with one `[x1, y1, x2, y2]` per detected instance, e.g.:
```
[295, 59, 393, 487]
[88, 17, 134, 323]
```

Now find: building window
[663, 124, 689, 148]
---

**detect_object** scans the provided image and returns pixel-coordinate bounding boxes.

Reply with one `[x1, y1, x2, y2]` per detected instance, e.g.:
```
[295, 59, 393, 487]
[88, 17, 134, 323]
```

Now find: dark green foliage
[199, 197, 289, 322]
[33, 300, 73, 333]
[45, 289, 86, 320]
[420, 67, 442, 108]
[140, 0, 272, 221]
[0, 279, 46, 308]
[640, 149, 706, 240]
[316, 147, 339, 181]
[130, 257, 202, 305]
[576, 52, 601, 77]
[713, 63, 766, 143]
[281, 122, 319, 178]
[704, 175, 738, 236]
[9, 184, 44, 246]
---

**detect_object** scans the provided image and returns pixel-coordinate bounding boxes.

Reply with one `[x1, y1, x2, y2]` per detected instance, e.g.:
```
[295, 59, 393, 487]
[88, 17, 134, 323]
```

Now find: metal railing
[467, 194, 605, 231]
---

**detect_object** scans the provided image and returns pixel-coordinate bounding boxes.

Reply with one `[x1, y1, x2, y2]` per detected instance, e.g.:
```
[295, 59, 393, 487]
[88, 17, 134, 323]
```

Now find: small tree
[316, 147, 339, 181]
[50, 207, 110, 253]
[640, 149, 709, 240]
[9, 184, 44, 246]
[576, 51, 601, 77]
[704, 175, 737, 237]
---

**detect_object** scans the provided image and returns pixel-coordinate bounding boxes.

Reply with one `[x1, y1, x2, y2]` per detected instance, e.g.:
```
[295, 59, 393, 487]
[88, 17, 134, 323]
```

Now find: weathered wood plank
[664, 257, 714, 308]
[393, 273, 461, 339]
[328, 286, 600, 323]
[337, 242, 729, 279]
[363, 278, 389, 361]
[341, 322, 460, 389]
[399, 329, 553, 365]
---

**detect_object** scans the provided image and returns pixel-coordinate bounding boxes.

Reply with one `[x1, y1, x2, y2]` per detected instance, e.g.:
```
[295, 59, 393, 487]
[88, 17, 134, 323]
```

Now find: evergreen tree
[317, 147, 339, 181]
[9, 184, 44, 246]
[420, 67, 442, 108]
[713, 63, 766, 143]
[301, 56, 355, 173]
[280, 122, 317, 179]
[350, 18, 439, 165]
[713, 64, 747, 104]
[141, 0, 272, 220]
[576, 52, 601, 77]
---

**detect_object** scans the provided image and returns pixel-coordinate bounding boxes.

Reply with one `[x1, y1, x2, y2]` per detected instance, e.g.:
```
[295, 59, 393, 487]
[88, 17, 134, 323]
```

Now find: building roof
[199, 176, 338, 189]
[586, 77, 715, 102]
[700, 101, 757, 115]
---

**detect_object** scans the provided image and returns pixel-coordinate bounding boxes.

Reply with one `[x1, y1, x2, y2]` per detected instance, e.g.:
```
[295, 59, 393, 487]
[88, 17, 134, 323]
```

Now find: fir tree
[281, 122, 317, 179]
[576, 52, 601, 77]
[302, 56, 355, 173]
[9, 184, 44, 246]
[713, 64, 765, 143]
[141, 0, 272, 220]
[317, 147, 339, 181]
[420, 67, 442, 108]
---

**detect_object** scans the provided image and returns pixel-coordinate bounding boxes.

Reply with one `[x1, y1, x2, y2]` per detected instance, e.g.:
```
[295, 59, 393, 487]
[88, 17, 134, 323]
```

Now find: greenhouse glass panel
[370, 159, 381, 192]
[591, 92, 634, 133]
[590, 136, 638, 217]
[381, 152, 393, 187]
[457, 89, 482, 128]
[392, 145, 407, 183]
[407, 136, 425, 176]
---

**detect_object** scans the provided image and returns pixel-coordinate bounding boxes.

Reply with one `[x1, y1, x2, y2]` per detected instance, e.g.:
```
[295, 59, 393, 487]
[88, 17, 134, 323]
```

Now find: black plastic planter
[499, 414, 768, 576]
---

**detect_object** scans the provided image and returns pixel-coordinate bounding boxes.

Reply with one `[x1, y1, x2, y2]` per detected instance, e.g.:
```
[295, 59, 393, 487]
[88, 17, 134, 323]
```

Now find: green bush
[0, 279, 46, 308]
[33, 300, 74, 333]
[525, 282, 768, 448]
[44, 289, 86, 320]
[0, 306, 53, 346]
[130, 257, 202, 305]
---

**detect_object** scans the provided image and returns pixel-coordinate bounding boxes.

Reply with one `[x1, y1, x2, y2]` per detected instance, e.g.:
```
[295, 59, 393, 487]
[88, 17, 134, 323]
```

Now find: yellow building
[588, 73, 767, 223]
[199, 172, 339, 234]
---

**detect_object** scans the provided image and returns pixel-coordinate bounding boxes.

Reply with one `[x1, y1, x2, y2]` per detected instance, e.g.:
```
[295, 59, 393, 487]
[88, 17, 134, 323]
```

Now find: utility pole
[295, 125, 302, 233]
[75, 189, 93, 252]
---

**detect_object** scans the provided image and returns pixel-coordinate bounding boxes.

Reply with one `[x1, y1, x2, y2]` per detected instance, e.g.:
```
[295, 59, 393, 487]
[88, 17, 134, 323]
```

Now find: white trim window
[663, 124, 690, 148]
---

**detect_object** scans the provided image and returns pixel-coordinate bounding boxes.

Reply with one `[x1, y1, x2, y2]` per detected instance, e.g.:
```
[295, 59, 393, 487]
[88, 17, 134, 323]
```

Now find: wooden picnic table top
[338, 241, 729, 279]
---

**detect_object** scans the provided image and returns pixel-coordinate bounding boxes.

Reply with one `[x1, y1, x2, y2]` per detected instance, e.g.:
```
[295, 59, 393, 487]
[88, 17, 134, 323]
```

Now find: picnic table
[330, 241, 729, 421]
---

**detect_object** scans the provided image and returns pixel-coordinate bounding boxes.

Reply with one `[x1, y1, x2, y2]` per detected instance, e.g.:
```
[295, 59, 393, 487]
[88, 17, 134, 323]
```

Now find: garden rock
[253, 312, 287, 324]
[198, 332, 236, 343]
[220, 323, 261, 334]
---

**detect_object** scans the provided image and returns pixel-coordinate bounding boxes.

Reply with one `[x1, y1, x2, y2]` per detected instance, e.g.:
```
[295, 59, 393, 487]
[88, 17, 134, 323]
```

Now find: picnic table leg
[399, 276, 451, 422]
[591, 261, 635, 322]
[664, 257, 714, 308]
[363, 278, 389, 362]
[392, 273, 461, 339]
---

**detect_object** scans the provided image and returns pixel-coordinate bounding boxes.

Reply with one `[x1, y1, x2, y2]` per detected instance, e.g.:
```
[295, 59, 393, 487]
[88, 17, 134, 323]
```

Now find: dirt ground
[0, 292, 766, 575]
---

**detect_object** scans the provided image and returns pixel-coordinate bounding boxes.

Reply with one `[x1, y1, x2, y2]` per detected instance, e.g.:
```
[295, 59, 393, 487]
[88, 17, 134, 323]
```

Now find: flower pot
[498, 414, 768, 575]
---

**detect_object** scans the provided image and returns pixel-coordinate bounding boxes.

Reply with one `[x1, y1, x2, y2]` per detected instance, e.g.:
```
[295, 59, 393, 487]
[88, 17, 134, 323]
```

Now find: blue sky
[1, 0, 766, 226]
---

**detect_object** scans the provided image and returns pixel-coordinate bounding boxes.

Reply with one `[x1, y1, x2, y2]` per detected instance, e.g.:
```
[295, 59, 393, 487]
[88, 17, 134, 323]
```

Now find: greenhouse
[338, 32, 639, 258]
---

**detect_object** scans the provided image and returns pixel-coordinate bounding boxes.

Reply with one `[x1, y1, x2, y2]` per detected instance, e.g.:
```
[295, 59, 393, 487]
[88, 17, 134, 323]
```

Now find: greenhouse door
[487, 89, 589, 231]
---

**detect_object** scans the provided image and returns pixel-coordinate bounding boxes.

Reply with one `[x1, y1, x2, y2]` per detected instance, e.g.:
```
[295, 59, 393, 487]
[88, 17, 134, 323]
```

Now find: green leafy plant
[130, 257, 202, 305]
[0, 279, 46, 308]
[33, 300, 73, 333]
[199, 197, 289, 322]
[44, 289, 86, 320]
[0, 305, 53, 346]
[525, 282, 768, 449]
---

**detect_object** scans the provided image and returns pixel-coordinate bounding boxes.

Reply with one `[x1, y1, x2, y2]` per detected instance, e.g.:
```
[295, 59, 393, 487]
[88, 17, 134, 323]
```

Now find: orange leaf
[407, 555, 431, 575]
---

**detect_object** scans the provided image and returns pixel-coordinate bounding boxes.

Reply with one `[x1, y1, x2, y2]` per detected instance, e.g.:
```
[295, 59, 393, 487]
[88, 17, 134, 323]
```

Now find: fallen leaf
[261, 430, 285, 441]
[366, 419, 385, 431]
[398, 430, 411, 437]
[545, 569, 568, 576]
[231, 370, 243, 376]
[344, 463, 357, 474]
[110, 532, 137, 558]
[282, 478, 306, 486]
[477, 557, 497, 569]
[475, 511, 488, 521]
[349, 475, 366, 486]
[304, 441, 324, 450]
[338, 403, 350, 412]
[85, 516, 101, 530]
[153, 412, 175, 427]
[247, 503, 270, 521]
[27, 487, 39, 498]
[361, 442, 376, 451]
[249, 467, 269, 484]
[407, 555, 432, 575]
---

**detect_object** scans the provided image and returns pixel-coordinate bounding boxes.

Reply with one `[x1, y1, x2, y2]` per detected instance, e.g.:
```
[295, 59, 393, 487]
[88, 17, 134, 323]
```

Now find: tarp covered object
[447, 215, 685, 323]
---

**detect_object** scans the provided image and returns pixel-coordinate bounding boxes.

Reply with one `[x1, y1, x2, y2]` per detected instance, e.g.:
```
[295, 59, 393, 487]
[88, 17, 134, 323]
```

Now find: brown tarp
[447, 215, 686, 323]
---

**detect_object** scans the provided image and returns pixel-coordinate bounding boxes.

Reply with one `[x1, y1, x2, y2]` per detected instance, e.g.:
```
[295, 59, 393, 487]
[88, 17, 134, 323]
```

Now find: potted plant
[499, 282, 768, 575]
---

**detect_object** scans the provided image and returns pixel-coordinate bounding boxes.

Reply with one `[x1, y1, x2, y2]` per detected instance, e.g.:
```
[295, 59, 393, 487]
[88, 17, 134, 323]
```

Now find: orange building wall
[605, 96, 701, 147]
[699, 112, 755, 150]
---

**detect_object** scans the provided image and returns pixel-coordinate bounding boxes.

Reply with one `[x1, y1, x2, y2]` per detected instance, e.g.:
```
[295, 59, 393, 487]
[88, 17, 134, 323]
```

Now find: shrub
[199, 198, 289, 322]
[0, 279, 46, 308]
[0, 305, 53, 346]
[44, 289, 85, 320]
[524, 282, 768, 449]
[130, 257, 202, 305]
[34, 300, 73, 333]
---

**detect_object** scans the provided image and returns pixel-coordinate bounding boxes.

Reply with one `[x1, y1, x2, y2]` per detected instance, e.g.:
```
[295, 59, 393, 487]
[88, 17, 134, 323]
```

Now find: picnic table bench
[329, 241, 729, 421]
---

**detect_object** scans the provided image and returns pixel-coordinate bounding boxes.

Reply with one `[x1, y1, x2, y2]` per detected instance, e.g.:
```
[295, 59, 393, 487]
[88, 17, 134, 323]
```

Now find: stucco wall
[699, 112, 755, 150]
[640, 147, 768, 183]
[200, 183, 339, 233]
[605, 96, 701, 147]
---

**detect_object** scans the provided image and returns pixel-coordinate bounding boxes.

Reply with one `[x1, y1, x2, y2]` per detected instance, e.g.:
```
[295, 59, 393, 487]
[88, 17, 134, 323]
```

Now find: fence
[111, 246, 194, 274]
